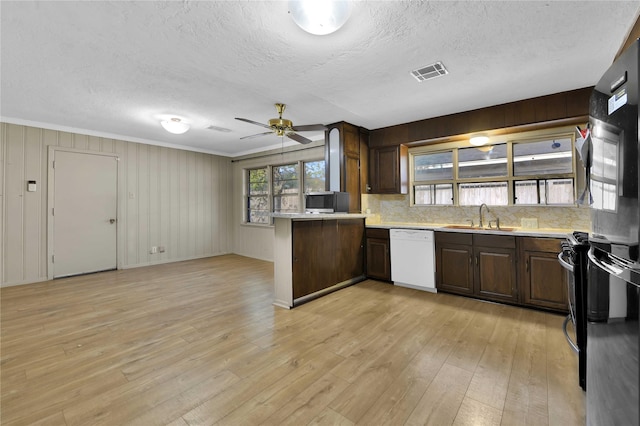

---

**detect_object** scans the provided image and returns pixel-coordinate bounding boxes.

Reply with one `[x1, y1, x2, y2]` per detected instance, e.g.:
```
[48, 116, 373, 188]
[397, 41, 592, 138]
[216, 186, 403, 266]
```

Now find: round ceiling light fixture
[288, 0, 351, 35]
[161, 117, 190, 134]
[470, 134, 489, 146]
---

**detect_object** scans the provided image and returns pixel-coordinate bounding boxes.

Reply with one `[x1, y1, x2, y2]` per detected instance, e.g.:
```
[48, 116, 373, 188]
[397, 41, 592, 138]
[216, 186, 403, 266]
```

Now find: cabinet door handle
[526, 259, 529, 272]
[469, 255, 472, 265]
[475, 256, 478, 266]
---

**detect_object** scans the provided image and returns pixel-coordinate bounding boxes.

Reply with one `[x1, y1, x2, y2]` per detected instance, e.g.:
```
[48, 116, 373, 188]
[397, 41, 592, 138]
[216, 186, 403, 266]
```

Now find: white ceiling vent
[206, 125, 232, 132]
[410, 62, 448, 82]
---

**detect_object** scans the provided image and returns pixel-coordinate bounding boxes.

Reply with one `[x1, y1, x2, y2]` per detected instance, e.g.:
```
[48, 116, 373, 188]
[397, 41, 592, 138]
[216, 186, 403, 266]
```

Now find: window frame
[243, 158, 326, 225]
[245, 166, 271, 225]
[409, 127, 578, 207]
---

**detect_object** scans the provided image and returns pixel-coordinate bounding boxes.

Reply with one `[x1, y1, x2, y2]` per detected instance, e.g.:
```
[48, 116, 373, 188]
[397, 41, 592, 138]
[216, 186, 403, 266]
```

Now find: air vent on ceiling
[206, 125, 232, 133]
[410, 61, 448, 82]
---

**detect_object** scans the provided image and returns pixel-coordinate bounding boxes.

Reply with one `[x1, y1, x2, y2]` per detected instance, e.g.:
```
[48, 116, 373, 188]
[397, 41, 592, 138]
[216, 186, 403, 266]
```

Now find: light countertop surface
[271, 213, 367, 220]
[367, 222, 577, 238]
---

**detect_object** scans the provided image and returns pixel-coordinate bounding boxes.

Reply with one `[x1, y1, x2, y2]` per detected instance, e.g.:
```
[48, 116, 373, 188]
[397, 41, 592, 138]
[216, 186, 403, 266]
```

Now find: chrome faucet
[479, 203, 490, 228]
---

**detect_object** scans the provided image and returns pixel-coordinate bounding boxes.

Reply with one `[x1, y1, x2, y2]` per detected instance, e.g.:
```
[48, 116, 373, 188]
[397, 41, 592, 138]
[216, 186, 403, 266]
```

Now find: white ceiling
[2, 1, 639, 157]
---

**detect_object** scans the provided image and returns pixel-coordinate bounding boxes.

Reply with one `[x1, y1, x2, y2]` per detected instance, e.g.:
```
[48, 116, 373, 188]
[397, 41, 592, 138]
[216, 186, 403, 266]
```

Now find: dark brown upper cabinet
[368, 145, 408, 194]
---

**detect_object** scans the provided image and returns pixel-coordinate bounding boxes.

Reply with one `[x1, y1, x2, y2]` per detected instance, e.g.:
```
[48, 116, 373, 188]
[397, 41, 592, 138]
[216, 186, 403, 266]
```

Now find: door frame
[47, 146, 120, 280]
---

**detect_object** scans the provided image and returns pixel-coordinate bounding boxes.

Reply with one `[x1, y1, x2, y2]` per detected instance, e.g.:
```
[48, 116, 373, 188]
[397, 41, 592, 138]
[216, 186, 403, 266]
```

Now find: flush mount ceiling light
[288, 0, 351, 35]
[161, 117, 190, 134]
[470, 134, 489, 146]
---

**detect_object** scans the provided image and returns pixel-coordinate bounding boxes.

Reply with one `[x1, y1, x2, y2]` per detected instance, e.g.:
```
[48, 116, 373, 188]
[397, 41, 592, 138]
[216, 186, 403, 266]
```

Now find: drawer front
[366, 228, 390, 239]
[435, 231, 473, 245]
[519, 237, 563, 253]
[473, 234, 516, 249]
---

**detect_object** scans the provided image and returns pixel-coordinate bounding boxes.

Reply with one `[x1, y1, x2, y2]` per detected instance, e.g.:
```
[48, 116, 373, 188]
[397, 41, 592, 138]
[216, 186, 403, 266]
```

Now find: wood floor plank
[544, 314, 585, 425]
[307, 407, 355, 426]
[453, 397, 503, 426]
[261, 373, 351, 426]
[465, 305, 522, 411]
[355, 295, 476, 426]
[0, 255, 584, 426]
[502, 309, 549, 423]
[215, 348, 344, 425]
[404, 362, 474, 426]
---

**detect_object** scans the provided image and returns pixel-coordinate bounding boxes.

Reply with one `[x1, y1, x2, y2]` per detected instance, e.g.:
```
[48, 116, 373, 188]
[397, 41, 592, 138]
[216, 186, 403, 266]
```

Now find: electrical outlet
[158, 246, 165, 253]
[521, 218, 539, 229]
[150, 246, 157, 254]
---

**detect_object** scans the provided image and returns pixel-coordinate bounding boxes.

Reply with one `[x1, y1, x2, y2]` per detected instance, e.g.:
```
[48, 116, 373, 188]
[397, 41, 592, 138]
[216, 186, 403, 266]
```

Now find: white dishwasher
[389, 229, 436, 293]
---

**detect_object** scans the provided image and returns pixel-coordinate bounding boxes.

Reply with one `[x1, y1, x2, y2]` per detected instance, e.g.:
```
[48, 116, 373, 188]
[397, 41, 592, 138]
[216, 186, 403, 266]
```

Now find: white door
[53, 150, 117, 278]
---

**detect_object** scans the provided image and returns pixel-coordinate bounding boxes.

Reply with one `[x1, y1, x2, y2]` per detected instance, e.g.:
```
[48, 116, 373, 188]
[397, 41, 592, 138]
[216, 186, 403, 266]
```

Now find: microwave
[304, 191, 350, 213]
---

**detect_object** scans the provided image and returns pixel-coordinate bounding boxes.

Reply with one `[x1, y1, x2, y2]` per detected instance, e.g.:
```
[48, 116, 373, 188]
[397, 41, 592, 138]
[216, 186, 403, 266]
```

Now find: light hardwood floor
[1, 254, 585, 425]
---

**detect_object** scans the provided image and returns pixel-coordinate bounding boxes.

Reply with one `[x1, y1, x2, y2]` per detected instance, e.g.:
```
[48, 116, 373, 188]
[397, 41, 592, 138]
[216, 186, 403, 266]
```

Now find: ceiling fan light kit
[288, 0, 351, 35]
[161, 117, 190, 134]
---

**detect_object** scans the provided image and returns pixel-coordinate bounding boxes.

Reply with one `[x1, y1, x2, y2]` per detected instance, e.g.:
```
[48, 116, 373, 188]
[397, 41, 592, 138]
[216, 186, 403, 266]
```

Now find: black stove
[559, 231, 589, 390]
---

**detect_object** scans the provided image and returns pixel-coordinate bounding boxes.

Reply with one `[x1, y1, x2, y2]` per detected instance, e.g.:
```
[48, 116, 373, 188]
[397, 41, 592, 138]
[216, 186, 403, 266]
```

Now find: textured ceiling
[2, 1, 639, 157]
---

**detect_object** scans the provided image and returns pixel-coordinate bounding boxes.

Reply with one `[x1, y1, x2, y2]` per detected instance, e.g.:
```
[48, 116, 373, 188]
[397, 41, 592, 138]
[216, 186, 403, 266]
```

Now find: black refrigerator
[587, 37, 640, 426]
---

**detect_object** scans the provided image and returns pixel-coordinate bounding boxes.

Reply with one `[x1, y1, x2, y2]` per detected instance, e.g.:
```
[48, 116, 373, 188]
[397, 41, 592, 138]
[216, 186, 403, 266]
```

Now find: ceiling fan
[235, 103, 327, 145]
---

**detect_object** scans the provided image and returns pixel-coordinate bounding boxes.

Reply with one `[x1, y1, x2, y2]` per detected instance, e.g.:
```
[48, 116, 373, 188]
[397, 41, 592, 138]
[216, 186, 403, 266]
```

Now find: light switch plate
[521, 218, 539, 229]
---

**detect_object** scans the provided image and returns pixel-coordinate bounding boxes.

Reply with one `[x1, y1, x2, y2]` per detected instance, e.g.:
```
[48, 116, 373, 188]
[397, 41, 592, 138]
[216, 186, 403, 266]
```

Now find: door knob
[109, 218, 116, 224]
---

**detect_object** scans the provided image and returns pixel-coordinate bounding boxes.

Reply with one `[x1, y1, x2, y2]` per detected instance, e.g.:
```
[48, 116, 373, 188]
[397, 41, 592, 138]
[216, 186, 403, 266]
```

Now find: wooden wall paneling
[177, 149, 185, 256]
[512, 97, 537, 126]
[23, 127, 43, 282]
[211, 156, 220, 255]
[566, 89, 592, 118]
[159, 147, 170, 262]
[371, 87, 592, 148]
[59, 131, 73, 148]
[0, 124, 4, 284]
[202, 155, 212, 255]
[195, 153, 205, 256]
[545, 93, 568, 121]
[168, 148, 180, 262]
[87, 135, 101, 152]
[148, 145, 160, 262]
[126, 142, 138, 266]
[4, 124, 25, 284]
[1, 122, 233, 286]
[219, 157, 232, 253]
[138, 144, 151, 264]
[73, 133, 89, 150]
[114, 140, 127, 269]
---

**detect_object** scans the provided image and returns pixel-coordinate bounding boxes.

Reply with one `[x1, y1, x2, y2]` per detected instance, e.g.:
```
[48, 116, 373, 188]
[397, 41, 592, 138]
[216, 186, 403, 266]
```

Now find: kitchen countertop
[271, 213, 367, 220]
[367, 222, 576, 238]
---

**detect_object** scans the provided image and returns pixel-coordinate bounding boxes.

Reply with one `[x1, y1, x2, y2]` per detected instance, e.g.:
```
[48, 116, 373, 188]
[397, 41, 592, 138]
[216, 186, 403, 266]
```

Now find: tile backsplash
[362, 194, 590, 231]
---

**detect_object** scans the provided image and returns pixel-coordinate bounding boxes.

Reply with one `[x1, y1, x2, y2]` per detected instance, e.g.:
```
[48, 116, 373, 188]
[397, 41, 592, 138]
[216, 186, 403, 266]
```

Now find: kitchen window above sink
[409, 126, 579, 207]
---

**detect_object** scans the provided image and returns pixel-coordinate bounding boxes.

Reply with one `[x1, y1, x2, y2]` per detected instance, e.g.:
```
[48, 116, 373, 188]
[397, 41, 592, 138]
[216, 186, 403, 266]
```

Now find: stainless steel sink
[443, 225, 515, 232]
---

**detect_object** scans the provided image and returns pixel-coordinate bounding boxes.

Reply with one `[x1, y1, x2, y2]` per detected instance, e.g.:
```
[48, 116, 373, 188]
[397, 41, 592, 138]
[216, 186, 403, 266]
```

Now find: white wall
[232, 143, 325, 262]
[1, 123, 233, 287]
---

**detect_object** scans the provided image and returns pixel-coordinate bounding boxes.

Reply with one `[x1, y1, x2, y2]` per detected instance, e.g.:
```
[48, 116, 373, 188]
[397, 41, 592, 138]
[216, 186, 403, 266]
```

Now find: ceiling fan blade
[235, 117, 271, 130]
[291, 124, 327, 132]
[240, 131, 274, 140]
[286, 132, 313, 145]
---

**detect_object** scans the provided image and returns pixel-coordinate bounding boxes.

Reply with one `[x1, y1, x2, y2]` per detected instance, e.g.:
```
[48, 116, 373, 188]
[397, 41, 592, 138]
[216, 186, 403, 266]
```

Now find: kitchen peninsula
[272, 213, 367, 308]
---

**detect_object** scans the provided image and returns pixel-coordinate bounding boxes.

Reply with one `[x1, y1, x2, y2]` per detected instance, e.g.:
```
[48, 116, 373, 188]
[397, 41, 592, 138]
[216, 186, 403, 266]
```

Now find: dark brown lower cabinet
[436, 232, 474, 295]
[435, 231, 567, 312]
[519, 237, 567, 312]
[365, 228, 391, 281]
[474, 234, 517, 303]
[292, 219, 364, 300]
[337, 219, 366, 283]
